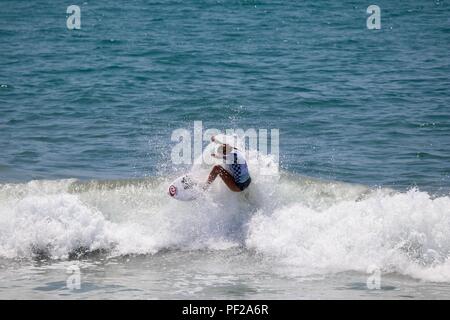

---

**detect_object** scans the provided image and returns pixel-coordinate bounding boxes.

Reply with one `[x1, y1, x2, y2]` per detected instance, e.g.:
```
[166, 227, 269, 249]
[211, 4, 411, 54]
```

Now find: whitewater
[2, 143, 450, 298]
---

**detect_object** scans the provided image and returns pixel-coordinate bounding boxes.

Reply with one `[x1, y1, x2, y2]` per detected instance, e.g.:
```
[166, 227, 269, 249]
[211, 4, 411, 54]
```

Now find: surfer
[203, 136, 252, 192]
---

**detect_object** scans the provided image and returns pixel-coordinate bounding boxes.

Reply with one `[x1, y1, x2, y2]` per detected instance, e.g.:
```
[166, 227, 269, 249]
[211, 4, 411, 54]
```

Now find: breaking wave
[1, 143, 450, 283]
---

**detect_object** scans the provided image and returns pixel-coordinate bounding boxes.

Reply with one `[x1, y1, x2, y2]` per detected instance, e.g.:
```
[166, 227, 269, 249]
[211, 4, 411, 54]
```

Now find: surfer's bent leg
[205, 165, 241, 192]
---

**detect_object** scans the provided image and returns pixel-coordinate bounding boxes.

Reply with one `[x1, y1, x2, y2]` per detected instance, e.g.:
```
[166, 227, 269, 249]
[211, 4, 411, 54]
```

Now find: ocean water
[1, 0, 450, 299]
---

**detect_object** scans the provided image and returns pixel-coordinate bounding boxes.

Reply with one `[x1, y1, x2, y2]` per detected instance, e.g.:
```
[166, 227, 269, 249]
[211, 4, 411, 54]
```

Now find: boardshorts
[236, 177, 251, 191]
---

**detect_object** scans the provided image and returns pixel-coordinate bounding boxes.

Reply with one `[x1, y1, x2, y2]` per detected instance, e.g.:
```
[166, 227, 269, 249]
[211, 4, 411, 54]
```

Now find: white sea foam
[1, 143, 450, 282]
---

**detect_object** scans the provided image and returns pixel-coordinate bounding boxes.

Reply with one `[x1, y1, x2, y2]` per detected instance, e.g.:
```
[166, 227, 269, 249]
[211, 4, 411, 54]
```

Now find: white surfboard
[168, 174, 202, 201]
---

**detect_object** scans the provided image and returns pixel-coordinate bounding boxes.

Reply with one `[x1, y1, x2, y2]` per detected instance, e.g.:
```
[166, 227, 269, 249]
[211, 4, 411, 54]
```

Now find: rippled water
[1, 1, 450, 299]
